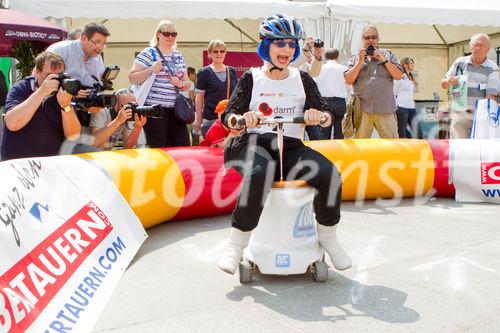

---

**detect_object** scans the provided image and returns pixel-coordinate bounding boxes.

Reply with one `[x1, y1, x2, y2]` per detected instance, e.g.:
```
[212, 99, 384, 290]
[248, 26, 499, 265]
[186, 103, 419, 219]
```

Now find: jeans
[305, 125, 322, 140]
[323, 97, 347, 139]
[396, 106, 418, 138]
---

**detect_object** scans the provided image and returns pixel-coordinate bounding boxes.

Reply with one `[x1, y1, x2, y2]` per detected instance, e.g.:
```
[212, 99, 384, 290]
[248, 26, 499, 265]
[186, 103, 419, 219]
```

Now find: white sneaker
[317, 224, 352, 270]
[218, 228, 251, 274]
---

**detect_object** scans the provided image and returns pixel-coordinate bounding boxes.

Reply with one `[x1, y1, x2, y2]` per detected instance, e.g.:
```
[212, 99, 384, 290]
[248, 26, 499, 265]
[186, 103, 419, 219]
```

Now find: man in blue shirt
[47, 22, 110, 150]
[1, 52, 81, 160]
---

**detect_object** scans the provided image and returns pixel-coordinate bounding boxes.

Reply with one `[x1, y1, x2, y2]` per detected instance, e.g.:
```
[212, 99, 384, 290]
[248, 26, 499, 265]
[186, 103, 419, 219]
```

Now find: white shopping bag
[130, 47, 157, 106]
[470, 98, 500, 139]
[131, 72, 156, 106]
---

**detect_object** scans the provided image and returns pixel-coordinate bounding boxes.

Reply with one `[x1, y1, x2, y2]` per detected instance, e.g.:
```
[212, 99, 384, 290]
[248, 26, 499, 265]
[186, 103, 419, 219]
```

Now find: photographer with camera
[344, 25, 402, 139]
[1, 52, 81, 160]
[297, 37, 324, 140]
[90, 88, 147, 150]
[298, 37, 323, 78]
[47, 22, 110, 112]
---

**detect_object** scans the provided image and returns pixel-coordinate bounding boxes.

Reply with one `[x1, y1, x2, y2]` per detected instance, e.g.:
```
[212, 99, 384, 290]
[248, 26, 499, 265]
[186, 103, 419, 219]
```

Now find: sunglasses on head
[272, 40, 297, 49]
[161, 32, 178, 37]
[212, 49, 226, 54]
[363, 35, 378, 40]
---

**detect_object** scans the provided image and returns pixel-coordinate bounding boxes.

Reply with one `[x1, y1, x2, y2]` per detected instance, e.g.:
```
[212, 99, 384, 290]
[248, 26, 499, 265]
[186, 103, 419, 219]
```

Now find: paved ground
[93, 198, 500, 333]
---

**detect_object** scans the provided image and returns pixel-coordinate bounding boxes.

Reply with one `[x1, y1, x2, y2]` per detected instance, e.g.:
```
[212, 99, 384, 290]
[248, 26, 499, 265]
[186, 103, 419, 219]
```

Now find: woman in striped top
[129, 20, 191, 147]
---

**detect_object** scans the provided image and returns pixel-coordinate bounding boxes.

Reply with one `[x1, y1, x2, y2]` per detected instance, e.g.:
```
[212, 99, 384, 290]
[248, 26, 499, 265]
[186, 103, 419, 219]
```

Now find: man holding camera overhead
[89, 88, 147, 150]
[1, 52, 81, 160]
[344, 25, 403, 138]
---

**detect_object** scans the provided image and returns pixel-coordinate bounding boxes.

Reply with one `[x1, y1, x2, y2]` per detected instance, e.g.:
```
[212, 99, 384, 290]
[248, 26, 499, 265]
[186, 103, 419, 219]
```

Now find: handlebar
[229, 115, 329, 129]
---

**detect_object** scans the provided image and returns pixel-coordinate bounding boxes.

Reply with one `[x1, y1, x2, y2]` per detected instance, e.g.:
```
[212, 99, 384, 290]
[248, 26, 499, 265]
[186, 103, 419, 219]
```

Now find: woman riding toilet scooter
[217, 14, 352, 277]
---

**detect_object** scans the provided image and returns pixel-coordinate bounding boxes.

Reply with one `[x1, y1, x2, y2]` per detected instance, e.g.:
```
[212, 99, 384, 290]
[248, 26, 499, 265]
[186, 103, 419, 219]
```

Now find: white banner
[450, 139, 500, 203]
[0, 156, 147, 332]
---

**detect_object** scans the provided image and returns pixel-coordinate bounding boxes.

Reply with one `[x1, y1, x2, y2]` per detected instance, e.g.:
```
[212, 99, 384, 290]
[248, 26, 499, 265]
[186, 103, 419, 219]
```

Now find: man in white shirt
[314, 48, 350, 139]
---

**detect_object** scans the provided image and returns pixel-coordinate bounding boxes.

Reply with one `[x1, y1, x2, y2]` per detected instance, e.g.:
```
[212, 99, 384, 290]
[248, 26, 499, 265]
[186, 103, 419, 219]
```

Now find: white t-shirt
[249, 67, 306, 140]
[393, 74, 416, 109]
[90, 108, 124, 150]
[314, 60, 349, 99]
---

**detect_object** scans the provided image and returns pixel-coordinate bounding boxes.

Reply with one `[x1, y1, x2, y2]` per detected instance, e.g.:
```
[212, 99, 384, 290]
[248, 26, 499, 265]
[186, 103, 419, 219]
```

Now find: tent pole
[223, 19, 258, 44]
[432, 25, 448, 46]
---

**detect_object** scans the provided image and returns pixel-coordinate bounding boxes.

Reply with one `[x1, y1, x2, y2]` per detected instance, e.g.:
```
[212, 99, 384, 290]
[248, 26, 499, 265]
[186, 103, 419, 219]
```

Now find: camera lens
[62, 79, 81, 95]
[366, 45, 375, 56]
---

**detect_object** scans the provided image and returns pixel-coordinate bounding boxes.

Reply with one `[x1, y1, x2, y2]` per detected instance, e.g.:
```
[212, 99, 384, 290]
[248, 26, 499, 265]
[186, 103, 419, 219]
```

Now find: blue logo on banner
[293, 202, 316, 238]
[29, 202, 49, 223]
[275, 254, 290, 267]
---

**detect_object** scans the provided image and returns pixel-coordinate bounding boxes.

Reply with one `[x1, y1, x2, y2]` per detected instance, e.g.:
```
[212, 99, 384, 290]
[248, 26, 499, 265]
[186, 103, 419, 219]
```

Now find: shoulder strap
[155, 46, 180, 96]
[226, 67, 231, 99]
[150, 48, 157, 62]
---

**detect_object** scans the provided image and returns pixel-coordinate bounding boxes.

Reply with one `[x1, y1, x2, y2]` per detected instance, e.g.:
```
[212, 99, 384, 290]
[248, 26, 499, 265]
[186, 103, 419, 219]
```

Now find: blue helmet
[257, 14, 303, 64]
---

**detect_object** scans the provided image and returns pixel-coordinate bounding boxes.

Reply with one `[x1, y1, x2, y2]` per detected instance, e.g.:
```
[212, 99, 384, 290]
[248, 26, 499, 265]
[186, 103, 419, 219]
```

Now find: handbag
[130, 48, 157, 107]
[155, 47, 195, 124]
[470, 98, 500, 139]
[342, 94, 362, 138]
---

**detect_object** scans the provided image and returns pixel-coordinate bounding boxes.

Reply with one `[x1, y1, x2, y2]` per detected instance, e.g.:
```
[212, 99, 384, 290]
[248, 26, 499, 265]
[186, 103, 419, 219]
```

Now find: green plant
[12, 41, 36, 79]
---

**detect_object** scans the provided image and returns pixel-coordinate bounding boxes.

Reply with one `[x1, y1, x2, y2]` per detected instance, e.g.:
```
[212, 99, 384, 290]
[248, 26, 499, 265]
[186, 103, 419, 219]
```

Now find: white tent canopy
[326, 0, 500, 45]
[327, 0, 500, 27]
[10, 0, 328, 19]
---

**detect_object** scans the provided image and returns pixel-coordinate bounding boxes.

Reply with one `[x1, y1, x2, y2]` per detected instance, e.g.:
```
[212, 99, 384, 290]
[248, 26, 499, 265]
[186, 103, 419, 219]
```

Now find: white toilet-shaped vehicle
[232, 114, 330, 283]
[240, 180, 329, 283]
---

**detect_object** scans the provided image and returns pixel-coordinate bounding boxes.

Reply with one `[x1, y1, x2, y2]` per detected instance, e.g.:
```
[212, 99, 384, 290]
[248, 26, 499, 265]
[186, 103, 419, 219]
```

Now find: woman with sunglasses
[128, 20, 191, 148]
[193, 40, 238, 137]
[217, 14, 352, 275]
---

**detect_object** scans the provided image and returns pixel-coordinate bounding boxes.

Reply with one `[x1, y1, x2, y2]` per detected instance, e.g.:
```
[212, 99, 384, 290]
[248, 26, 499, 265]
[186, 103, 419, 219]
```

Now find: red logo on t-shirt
[258, 103, 272, 116]
[481, 162, 500, 184]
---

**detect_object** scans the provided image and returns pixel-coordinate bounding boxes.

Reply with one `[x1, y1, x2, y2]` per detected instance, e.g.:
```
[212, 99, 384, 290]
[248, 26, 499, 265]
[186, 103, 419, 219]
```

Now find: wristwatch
[61, 104, 73, 113]
[381, 60, 389, 65]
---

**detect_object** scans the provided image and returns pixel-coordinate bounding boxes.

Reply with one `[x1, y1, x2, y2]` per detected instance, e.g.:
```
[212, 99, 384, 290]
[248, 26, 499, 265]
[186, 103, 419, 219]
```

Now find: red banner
[203, 51, 263, 79]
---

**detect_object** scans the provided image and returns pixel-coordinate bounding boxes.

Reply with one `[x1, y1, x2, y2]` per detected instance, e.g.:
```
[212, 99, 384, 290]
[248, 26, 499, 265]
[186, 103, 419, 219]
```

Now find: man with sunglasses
[344, 25, 403, 138]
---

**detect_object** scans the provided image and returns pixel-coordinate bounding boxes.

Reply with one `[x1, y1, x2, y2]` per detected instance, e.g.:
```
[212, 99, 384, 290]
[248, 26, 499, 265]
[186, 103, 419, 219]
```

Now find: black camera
[313, 38, 324, 48]
[54, 73, 81, 95]
[126, 102, 163, 118]
[74, 65, 120, 110]
[366, 45, 376, 56]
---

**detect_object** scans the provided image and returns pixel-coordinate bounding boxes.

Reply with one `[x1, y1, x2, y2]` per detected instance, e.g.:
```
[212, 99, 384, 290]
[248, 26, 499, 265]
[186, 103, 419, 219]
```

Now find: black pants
[323, 97, 346, 139]
[144, 107, 190, 148]
[224, 133, 342, 232]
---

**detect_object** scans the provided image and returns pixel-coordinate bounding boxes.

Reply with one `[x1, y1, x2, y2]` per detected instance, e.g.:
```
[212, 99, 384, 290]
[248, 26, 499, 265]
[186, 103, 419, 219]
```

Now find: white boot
[317, 224, 352, 270]
[218, 228, 251, 275]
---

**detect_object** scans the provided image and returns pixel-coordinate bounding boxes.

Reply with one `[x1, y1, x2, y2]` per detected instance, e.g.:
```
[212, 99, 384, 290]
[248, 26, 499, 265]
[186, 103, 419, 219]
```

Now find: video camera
[75, 65, 120, 110]
[125, 102, 163, 118]
[313, 38, 324, 48]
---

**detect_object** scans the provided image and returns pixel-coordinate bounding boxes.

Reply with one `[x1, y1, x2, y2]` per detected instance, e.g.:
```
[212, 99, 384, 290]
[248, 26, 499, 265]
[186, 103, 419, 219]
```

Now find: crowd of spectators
[1, 19, 499, 161]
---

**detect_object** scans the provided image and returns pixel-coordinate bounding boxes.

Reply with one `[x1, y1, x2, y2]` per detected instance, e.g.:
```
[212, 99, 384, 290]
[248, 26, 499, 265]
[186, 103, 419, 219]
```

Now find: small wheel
[239, 260, 253, 283]
[312, 261, 328, 282]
